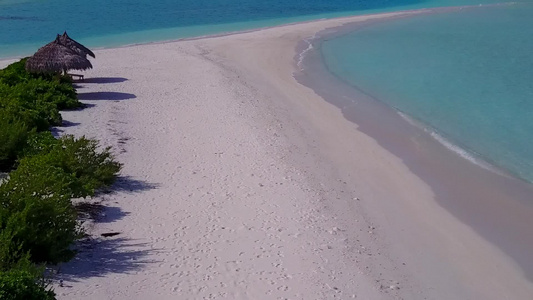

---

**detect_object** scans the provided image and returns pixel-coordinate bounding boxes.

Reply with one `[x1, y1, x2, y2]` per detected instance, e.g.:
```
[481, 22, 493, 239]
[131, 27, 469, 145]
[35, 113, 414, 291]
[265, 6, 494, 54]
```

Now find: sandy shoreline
[295, 13, 533, 282]
[2, 8, 533, 299]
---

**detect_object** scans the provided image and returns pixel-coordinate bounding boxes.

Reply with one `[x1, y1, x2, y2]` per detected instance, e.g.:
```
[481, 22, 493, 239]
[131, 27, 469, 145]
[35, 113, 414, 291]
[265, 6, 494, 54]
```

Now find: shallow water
[0, 0, 503, 59]
[295, 6, 533, 281]
[321, 2, 533, 183]
[2, 1, 529, 181]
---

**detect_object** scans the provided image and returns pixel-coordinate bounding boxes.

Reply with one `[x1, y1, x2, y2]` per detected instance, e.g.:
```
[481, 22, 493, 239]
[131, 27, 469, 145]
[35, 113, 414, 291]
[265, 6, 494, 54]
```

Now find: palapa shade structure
[59, 31, 95, 58]
[25, 36, 92, 74]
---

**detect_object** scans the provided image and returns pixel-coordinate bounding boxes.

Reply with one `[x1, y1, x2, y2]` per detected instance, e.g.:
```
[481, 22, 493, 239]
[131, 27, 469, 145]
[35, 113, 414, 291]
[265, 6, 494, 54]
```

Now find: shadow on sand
[57, 176, 159, 282]
[75, 177, 158, 223]
[78, 91, 136, 101]
[61, 120, 80, 127]
[76, 202, 129, 224]
[50, 120, 80, 136]
[56, 237, 158, 282]
[112, 176, 160, 193]
[83, 77, 128, 84]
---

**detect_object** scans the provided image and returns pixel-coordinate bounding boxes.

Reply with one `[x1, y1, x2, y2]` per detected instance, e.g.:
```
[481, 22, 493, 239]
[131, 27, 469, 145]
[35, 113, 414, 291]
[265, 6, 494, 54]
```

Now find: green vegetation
[0, 169, 80, 264]
[0, 269, 55, 300]
[18, 134, 122, 198]
[0, 59, 122, 299]
[0, 111, 30, 170]
[0, 59, 80, 133]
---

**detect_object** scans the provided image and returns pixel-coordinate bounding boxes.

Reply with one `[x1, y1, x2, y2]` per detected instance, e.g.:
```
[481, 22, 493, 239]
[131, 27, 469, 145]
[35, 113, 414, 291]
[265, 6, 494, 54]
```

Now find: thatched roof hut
[59, 31, 95, 58]
[25, 36, 93, 74]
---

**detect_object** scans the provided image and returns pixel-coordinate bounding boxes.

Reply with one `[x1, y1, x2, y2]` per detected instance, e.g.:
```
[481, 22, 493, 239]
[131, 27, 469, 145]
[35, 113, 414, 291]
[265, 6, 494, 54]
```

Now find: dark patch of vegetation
[0, 58, 122, 299]
[0, 111, 31, 170]
[0, 232, 55, 299]
[0, 269, 56, 300]
[17, 135, 122, 198]
[0, 60, 80, 133]
[0, 59, 82, 171]
[0, 164, 81, 264]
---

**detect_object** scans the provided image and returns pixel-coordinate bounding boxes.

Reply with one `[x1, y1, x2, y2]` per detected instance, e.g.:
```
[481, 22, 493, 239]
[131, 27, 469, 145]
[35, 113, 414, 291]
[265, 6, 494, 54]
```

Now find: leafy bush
[0, 269, 55, 300]
[16, 135, 122, 198]
[10, 79, 79, 110]
[21, 131, 59, 158]
[29, 79, 77, 109]
[0, 83, 62, 130]
[0, 58, 120, 292]
[0, 231, 42, 278]
[47, 80, 78, 109]
[0, 234, 56, 299]
[0, 135, 120, 265]
[0, 165, 80, 264]
[0, 59, 80, 132]
[0, 58, 32, 86]
[34, 135, 122, 197]
[12, 149, 82, 199]
[0, 229, 29, 272]
[0, 111, 31, 171]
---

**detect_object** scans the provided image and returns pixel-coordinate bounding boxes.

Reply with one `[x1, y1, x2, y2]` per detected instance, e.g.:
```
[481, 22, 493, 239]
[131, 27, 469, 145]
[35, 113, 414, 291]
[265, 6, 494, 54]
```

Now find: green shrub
[11, 78, 79, 110]
[0, 59, 121, 290]
[16, 134, 122, 198]
[0, 59, 80, 133]
[5, 153, 80, 200]
[0, 58, 32, 86]
[0, 230, 42, 275]
[21, 131, 59, 158]
[44, 80, 79, 110]
[11, 150, 82, 199]
[0, 269, 55, 300]
[0, 166, 80, 264]
[0, 229, 56, 299]
[0, 111, 31, 171]
[0, 229, 27, 272]
[0, 84, 62, 131]
[0, 135, 121, 265]
[46, 135, 121, 196]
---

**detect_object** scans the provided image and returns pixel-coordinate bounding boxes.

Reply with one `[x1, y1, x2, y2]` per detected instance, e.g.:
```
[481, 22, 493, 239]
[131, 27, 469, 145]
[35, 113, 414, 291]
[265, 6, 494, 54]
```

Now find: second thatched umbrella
[59, 31, 95, 58]
[25, 36, 92, 74]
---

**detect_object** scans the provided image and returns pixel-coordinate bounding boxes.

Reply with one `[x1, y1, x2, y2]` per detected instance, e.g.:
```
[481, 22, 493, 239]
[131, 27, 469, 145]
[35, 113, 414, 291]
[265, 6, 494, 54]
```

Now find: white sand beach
[4, 9, 533, 300]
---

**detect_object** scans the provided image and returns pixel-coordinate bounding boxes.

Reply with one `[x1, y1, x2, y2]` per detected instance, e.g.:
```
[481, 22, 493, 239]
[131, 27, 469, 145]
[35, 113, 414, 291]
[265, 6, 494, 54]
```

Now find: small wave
[430, 131, 491, 170]
[296, 34, 318, 70]
[397, 111, 420, 127]
[396, 112, 505, 176]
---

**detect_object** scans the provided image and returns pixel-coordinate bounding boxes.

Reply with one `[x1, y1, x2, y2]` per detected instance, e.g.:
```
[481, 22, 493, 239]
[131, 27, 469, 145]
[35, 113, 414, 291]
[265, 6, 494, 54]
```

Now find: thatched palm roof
[59, 31, 95, 58]
[25, 36, 93, 74]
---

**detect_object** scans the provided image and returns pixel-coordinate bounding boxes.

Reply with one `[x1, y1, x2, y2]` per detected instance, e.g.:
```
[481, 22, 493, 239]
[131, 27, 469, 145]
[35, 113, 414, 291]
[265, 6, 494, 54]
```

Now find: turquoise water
[0, 0, 502, 59]
[2, 0, 530, 182]
[321, 2, 533, 182]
